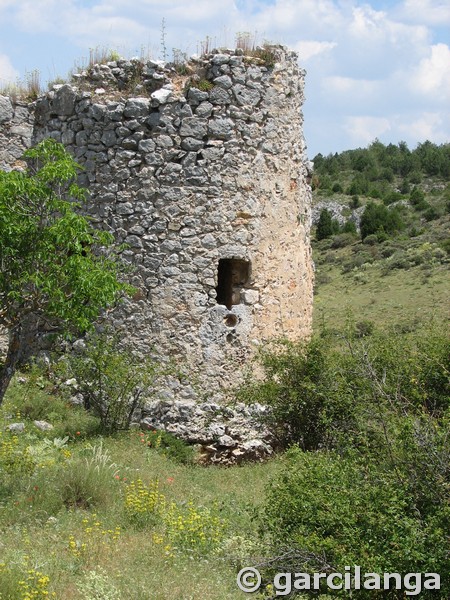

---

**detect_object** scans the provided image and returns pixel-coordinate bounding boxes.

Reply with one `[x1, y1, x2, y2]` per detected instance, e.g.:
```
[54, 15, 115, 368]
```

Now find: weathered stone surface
[208, 118, 235, 140]
[33, 420, 54, 431]
[151, 88, 173, 104]
[213, 75, 233, 89]
[141, 400, 273, 464]
[0, 96, 13, 123]
[212, 54, 230, 65]
[124, 98, 150, 118]
[179, 117, 208, 138]
[52, 85, 77, 116]
[187, 87, 209, 105]
[8, 423, 25, 433]
[233, 84, 261, 106]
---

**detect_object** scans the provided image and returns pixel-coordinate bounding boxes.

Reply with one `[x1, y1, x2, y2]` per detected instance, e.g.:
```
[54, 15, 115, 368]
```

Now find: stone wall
[0, 46, 314, 404]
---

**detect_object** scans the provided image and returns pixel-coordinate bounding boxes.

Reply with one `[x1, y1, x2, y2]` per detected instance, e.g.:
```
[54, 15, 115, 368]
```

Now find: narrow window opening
[216, 259, 250, 310]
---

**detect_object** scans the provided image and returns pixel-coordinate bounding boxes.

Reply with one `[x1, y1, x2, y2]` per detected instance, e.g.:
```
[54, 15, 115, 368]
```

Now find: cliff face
[0, 47, 314, 403]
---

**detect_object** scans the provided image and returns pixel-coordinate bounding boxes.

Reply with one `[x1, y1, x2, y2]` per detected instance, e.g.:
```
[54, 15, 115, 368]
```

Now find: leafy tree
[346, 173, 369, 195]
[360, 201, 404, 239]
[0, 139, 131, 403]
[316, 209, 340, 241]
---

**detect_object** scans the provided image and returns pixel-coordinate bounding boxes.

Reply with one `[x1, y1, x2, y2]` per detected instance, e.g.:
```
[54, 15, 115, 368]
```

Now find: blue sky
[0, 0, 449, 158]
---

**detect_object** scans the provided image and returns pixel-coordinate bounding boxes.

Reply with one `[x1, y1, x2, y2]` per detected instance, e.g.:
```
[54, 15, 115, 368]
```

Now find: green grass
[313, 251, 449, 331]
[0, 376, 281, 599]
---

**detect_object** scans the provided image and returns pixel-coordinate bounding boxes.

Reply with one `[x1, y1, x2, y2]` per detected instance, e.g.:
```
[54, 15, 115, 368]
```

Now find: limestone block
[52, 84, 77, 116]
[179, 117, 208, 138]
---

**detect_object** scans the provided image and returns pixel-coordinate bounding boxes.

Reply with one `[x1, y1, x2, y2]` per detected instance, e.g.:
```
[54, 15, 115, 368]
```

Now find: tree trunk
[0, 325, 22, 405]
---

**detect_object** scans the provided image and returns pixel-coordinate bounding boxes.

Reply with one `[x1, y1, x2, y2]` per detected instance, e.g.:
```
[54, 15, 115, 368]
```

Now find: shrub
[164, 500, 226, 554]
[143, 429, 194, 464]
[424, 206, 440, 221]
[239, 338, 353, 450]
[124, 478, 166, 527]
[0, 563, 53, 599]
[383, 190, 403, 205]
[341, 252, 373, 273]
[31, 441, 118, 512]
[409, 170, 422, 184]
[368, 186, 382, 198]
[360, 201, 404, 239]
[60, 334, 162, 432]
[439, 238, 450, 255]
[332, 182, 343, 193]
[354, 320, 375, 337]
[362, 233, 378, 245]
[383, 250, 411, 271]
[346, 174, 369, 196]
[349, 195, 360, 208]
[330, 232, 355, 248]
[341, 220, 357, 235]
[241, 327, 449, 449]
[77, 569, 121, 600]
[400, 179, 410, 194]
[261, 446, 449, 598]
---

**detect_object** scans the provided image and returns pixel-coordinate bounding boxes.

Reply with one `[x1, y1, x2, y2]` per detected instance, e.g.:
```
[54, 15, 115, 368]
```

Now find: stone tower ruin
[0, 45, 314, 404]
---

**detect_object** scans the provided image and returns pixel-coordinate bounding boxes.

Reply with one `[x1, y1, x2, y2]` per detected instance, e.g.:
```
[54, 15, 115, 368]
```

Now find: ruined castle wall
[0, 48, 313, 403]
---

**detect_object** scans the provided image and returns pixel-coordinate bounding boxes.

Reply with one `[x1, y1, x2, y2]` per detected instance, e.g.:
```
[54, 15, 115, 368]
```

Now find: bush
[424, 206, 440, 221]
[77, 569, 121, 600]
[383, 191, 403, 205]
[332, 182, 343, 193]
[241, 327, 449, 448]
[362, 233, 378, 245]
[349, 194, 360, 208]
[384, 250, 411, 271]
[239, 338, 353, 450]
[60, 334, 162, 433]
[341, 220, 357, 234]
[261, 446, 449, 599]
[23, 441, 118, 515]
[330, 232, 355, 248]
[341, 252, 373, 273]
[368, 186, 382, 199]
[142, 429, 194, 464]
[439, 238, 450, 255]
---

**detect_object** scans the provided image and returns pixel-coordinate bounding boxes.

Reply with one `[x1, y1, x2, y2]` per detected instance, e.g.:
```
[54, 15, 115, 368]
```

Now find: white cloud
[400, 0, 450, 26]
[0, 53, 19, 84]
[397, 112, 448, 143]
[344, 116, 392, 146]
[412, 43, 450, 100]
[294, 40, 336, 61]
[325, 75, 378, 95]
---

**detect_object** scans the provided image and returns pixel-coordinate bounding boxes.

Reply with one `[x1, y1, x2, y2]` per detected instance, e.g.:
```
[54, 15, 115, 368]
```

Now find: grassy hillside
[310, 140, 449, 331]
